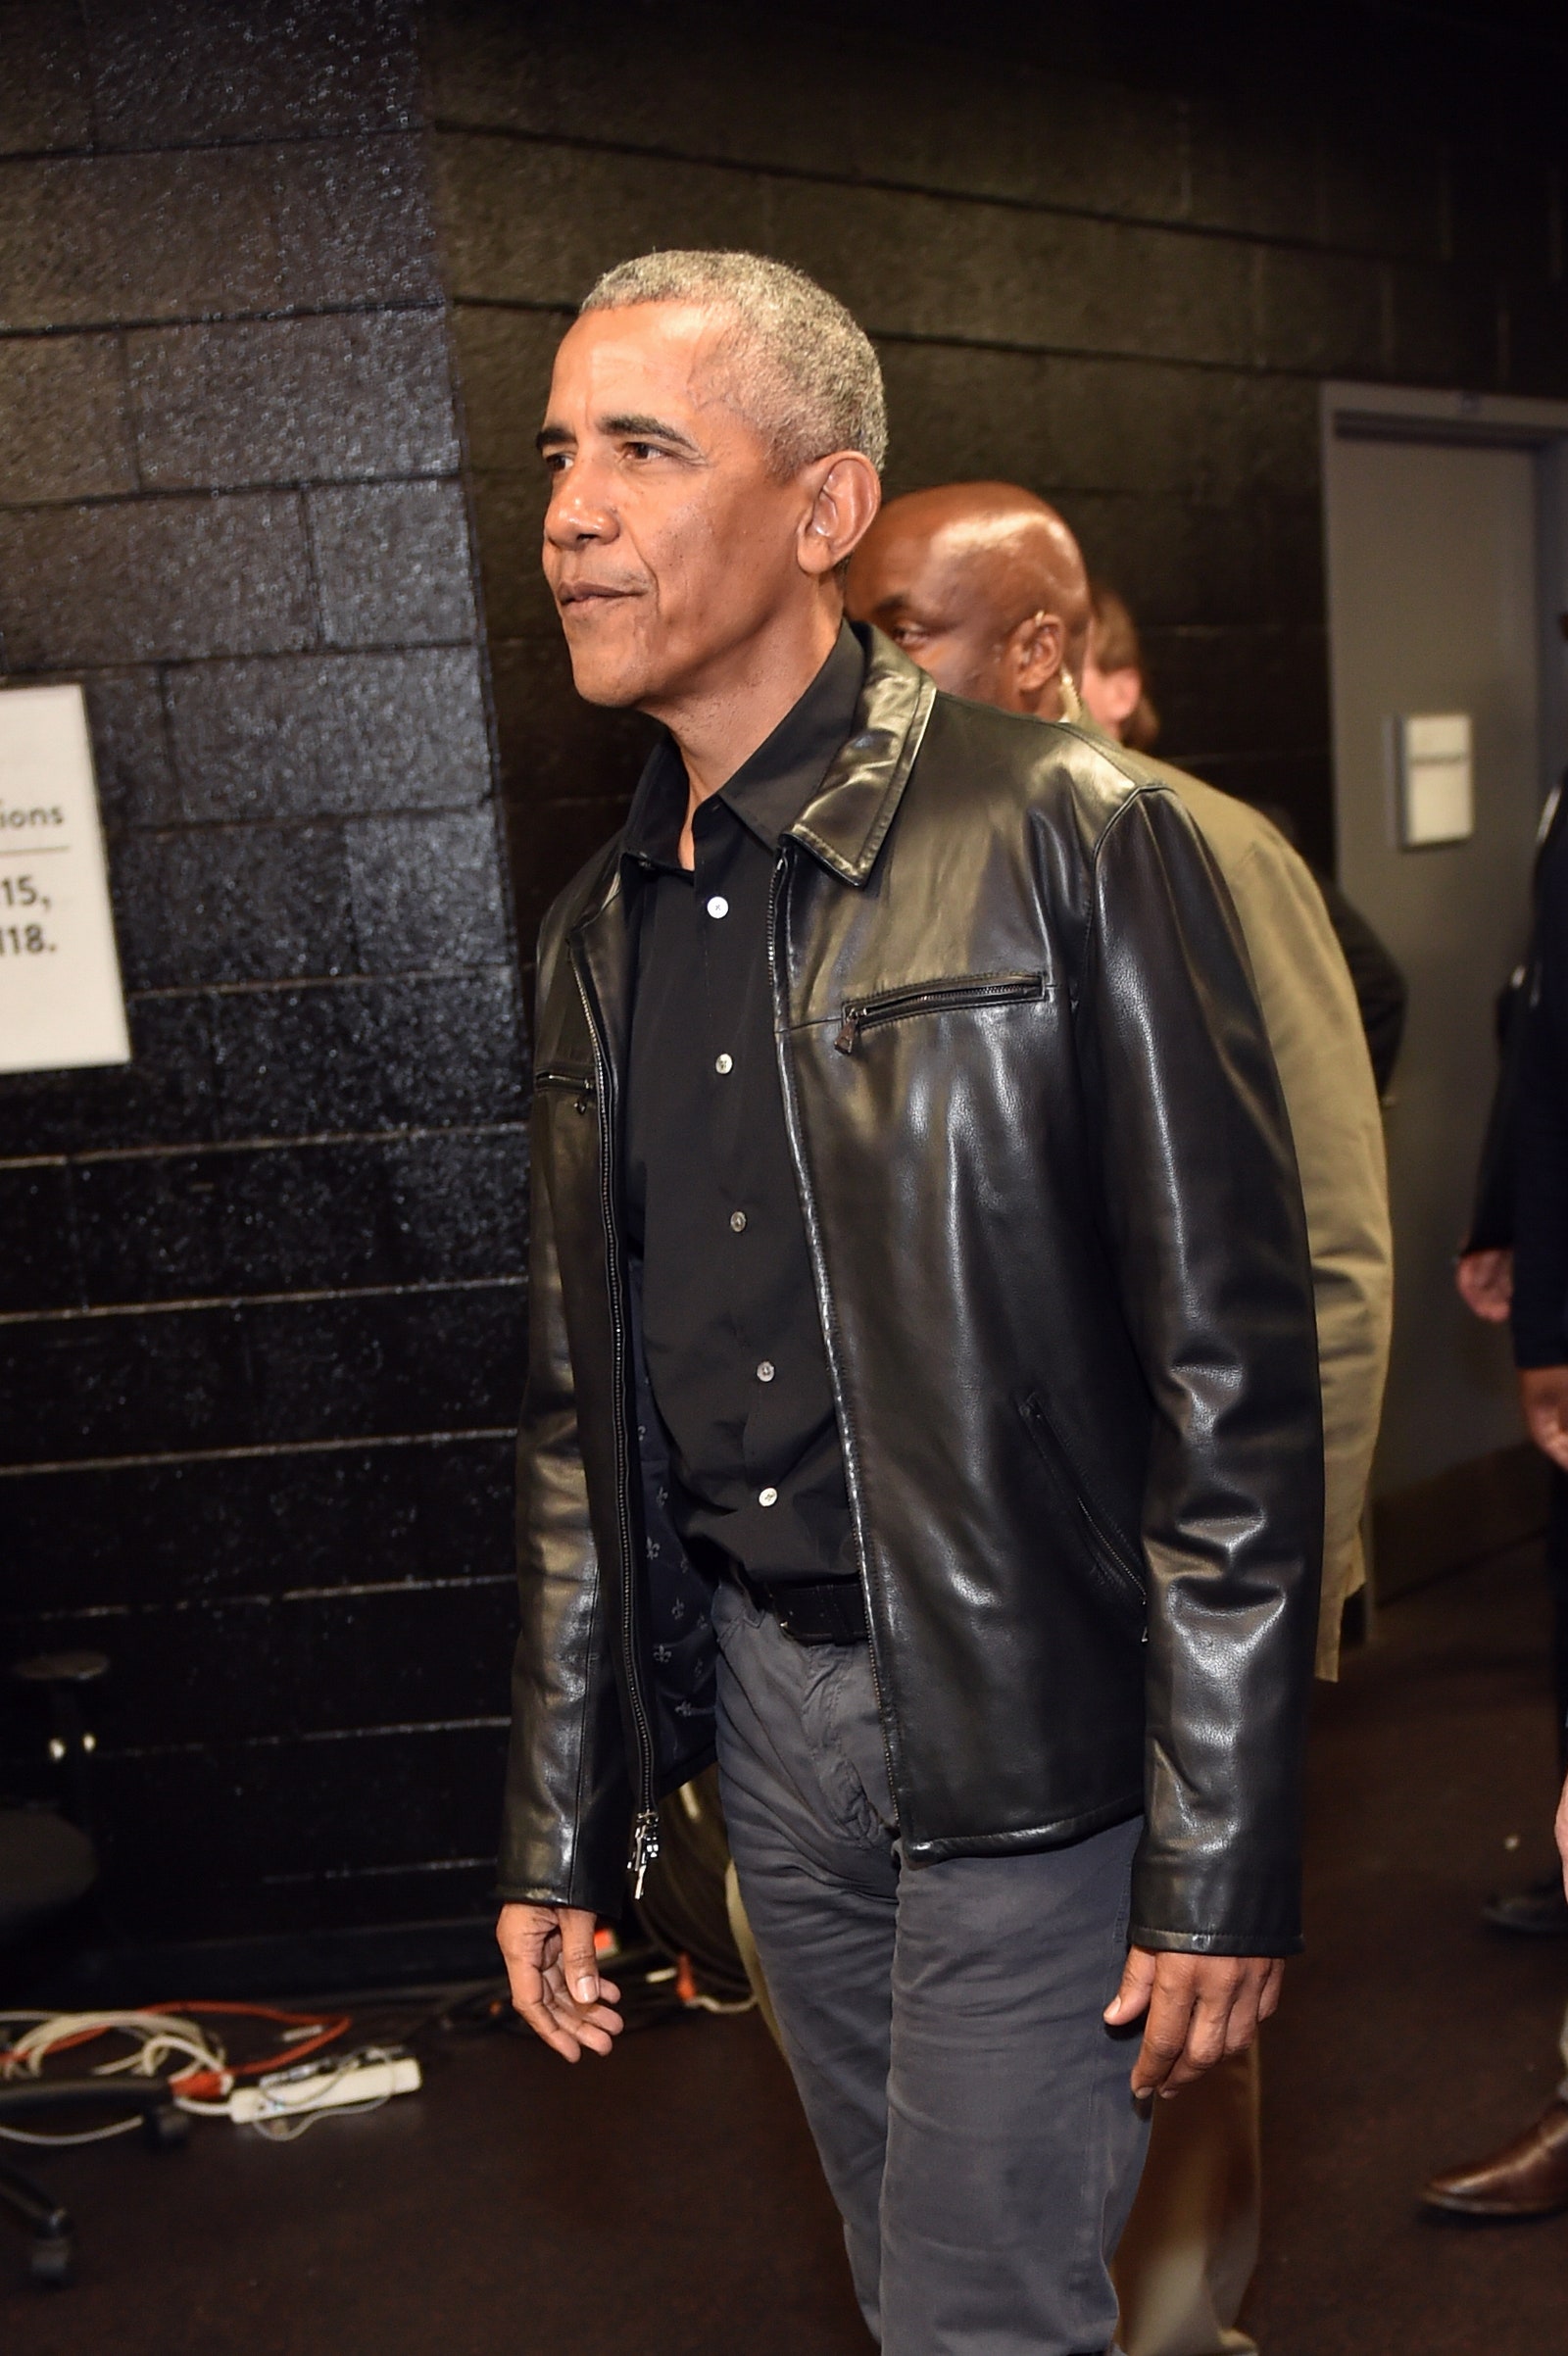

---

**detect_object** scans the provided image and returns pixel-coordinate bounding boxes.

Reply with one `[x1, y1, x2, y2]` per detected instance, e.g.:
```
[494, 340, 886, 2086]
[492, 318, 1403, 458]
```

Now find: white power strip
[227, 2054, 421, 2125]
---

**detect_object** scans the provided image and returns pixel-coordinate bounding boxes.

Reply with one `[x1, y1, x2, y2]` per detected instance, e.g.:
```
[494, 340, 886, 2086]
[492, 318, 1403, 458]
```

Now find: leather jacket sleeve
[1085, 789, 1325, 1954]
[498, 920, 630, 1914]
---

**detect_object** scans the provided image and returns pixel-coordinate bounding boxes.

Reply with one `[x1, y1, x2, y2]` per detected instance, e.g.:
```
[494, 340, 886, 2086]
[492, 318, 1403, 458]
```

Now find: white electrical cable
[0, 2117, 144, 2147]
[0, 2008, 235, 2142]
[0, 2011, 416, 2144]
[1, 2009, 231, 2090]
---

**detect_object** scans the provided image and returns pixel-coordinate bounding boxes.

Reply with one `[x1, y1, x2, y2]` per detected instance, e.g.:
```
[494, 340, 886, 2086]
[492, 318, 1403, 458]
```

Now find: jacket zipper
[835, 970, 1044, 1055]
[1020, 1394, 1149, 1638]
[569, 947, 661, 1898]
[768, 850, 904, 1817]
[533, 1067, 595, 1112]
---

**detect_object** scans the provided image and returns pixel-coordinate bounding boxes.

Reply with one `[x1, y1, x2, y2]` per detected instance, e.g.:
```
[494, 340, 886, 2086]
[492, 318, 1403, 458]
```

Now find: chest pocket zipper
[835, 970, 1046, 1055]
[533, 1068, 595, 1113]
[1019, 1393, 1149, 1642]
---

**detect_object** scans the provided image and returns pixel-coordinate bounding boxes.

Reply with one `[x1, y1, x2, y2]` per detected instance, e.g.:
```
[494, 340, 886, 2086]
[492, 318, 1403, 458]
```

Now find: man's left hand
[1103, 1947, 1284, 2098]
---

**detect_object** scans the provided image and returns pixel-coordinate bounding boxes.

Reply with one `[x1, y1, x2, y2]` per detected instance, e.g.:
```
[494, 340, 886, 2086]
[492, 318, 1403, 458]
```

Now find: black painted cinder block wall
[427, 0, 1568, 921]
[0, 2, 526, 1945]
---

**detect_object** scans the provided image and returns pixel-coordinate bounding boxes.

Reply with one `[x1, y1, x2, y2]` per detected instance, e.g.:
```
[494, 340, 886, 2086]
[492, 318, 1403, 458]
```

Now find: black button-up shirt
[623, 624, 864, 1587]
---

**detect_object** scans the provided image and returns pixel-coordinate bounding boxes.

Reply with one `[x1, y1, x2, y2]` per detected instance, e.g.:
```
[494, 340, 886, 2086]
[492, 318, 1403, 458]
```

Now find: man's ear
[798, 452, 882, 579]
[1011, 611, 1066, 700]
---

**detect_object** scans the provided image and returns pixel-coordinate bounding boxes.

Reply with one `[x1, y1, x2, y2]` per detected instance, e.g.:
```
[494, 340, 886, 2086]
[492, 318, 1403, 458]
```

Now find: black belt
[738, 1574, 868, 1647]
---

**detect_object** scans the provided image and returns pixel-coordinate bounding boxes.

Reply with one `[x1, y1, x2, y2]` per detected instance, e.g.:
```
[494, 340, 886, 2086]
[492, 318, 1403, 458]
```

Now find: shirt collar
[621, 622, 867, 873]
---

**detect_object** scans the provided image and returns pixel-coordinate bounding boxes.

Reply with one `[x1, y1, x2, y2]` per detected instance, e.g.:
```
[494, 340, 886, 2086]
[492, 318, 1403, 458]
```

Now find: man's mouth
[556, 582, 638, 610]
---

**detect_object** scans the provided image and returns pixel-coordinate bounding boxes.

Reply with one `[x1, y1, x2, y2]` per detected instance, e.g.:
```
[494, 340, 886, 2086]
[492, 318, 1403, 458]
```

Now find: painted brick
[0, 147, 287, 329]
[345, 809, 510, 971]
[310, 479, 478, 647]
[19, 1580, 515, 1749]
[0, 494, 315, 669]
[0, 995, 216, 1156]
[108, 822, 356, 990]
[78, 668, 179, 830]
[87, 0, 421, 149]
[126, 312, 459, 489]
[0, 1435, 513, 1613]
[449, 305, 566, 473]
[466, 474, 555, 640]
[166, 649, 491, 821]
[273, 133, 442, 309]
[875, 342, 1323, 508]
[0, 1160, 79, 1312]
[0, 0, 92, 156]
[0, 333, 136, 504]
[425, 2, 1188, 227]
[242, 1281, 525, 1446]
[434, 134, 1262, 371]
[208, 968, 525, 1138]
[68, 1127, 524, 1306]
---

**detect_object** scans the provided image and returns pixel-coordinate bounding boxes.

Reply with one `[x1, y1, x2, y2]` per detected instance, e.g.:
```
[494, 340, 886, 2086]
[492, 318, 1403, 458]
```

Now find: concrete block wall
[0, 1, 525, 1943]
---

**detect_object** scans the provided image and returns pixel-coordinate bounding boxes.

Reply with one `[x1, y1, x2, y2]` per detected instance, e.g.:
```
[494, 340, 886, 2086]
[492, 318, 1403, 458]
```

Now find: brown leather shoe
[1422, 2098, 1568, 2219]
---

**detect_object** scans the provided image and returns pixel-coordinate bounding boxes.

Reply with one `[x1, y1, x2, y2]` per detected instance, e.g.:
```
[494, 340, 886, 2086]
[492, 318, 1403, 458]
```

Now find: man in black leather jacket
[495, 250, 1324, 2356]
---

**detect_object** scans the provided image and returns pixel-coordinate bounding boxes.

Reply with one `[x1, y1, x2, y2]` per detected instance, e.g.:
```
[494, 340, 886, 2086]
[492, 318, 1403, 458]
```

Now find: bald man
[845, 484, 1393, 2356]
[847, 481, 1092, 716]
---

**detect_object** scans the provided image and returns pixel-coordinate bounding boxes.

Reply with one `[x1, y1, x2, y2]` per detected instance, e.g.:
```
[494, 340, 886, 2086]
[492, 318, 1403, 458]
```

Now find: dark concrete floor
[5, 1545, 1568, 2353]
[1244, 1540, 1568, 2353]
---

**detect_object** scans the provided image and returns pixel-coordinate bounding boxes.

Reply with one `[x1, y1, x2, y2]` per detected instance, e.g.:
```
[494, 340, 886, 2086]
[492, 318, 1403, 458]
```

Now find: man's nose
[545, 466, 615, 548]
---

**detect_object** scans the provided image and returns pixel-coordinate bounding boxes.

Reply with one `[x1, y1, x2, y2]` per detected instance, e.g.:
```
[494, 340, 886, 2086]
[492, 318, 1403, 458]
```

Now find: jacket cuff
[1127, 1922, 1305, 1958]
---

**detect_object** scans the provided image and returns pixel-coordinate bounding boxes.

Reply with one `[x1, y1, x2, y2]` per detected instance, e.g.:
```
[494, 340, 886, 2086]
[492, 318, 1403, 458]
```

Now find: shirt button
[730, 1209, 747, 1232]
[714, 1053, 733, 1074]
[757, 1360, 775, 1382]
[759, 1487, 778, 1507]
[706, 895, 729, 919]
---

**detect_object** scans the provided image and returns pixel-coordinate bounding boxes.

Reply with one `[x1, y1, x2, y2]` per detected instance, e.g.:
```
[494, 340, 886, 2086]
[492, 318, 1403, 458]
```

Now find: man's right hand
[1520, 1365, 1568, 1474]
[496, 1902, 624, 2061]
[1455, 1247, 1513, 1322]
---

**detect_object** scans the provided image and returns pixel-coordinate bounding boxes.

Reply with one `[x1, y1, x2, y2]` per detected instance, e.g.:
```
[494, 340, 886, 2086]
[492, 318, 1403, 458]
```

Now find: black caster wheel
[29, 2234, 74, 2288]
[141, 2101, 189, 2152]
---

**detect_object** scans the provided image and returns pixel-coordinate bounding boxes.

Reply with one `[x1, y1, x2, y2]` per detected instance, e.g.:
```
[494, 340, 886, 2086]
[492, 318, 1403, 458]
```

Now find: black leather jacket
[501, 631, 1324, 1956]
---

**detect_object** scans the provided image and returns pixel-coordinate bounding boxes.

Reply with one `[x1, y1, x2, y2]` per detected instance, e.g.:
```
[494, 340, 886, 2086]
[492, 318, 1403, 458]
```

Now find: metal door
[1325, 423, 1544, 1512]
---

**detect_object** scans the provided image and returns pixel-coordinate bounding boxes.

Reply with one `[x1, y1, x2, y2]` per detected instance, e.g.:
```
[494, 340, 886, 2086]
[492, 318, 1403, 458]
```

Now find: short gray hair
[580, 249, 888, 477]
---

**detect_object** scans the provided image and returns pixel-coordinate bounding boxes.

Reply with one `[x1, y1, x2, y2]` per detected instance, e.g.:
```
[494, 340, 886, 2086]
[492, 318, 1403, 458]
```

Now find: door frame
[1319, 383, 1568, 1594]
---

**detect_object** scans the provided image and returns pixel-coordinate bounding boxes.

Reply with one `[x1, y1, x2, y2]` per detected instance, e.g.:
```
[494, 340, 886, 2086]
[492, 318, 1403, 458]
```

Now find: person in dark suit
[1424, 785, 1568, 2220]
[1452, 785, 1568, 1940]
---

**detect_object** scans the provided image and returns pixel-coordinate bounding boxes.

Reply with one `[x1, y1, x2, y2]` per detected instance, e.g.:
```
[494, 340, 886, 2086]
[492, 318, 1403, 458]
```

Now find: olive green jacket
[1145, 759, 1392, 1675]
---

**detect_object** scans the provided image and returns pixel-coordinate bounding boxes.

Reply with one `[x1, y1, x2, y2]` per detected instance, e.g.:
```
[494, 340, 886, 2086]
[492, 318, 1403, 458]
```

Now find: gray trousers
[711, 1580, 1150, 2356]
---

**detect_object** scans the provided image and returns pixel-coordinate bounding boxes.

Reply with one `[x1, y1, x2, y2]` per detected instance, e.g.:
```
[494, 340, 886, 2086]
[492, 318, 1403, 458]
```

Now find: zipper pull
[630, 1809, 661, 1900]
[834, 1006, 862, 1055]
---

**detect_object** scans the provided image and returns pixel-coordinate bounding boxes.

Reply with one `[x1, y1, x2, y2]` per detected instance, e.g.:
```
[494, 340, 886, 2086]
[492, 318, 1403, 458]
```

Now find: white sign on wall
[0, 684, 130, 1074]
[1396, 711, 1475, 849]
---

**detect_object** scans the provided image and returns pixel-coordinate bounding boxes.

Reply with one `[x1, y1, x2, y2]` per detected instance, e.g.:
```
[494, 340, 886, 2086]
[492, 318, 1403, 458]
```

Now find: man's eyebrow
[602, 412, 703, 454]
[536, 421, 572, 454]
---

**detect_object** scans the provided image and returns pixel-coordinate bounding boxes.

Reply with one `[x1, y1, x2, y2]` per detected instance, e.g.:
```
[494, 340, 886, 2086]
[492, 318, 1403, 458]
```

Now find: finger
[501, 1950, 547, 2019]
[1131, 1975, 1198, 2099]
[1159, 1978, 1242, 2090]
[538, 1960, 624, 2042]
[557, 1910, 603, 2007]
[514, 1996, 589, 2063]
[1256, 1959, 1286, 2021]
[1103, 1947, 1158, 2025]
